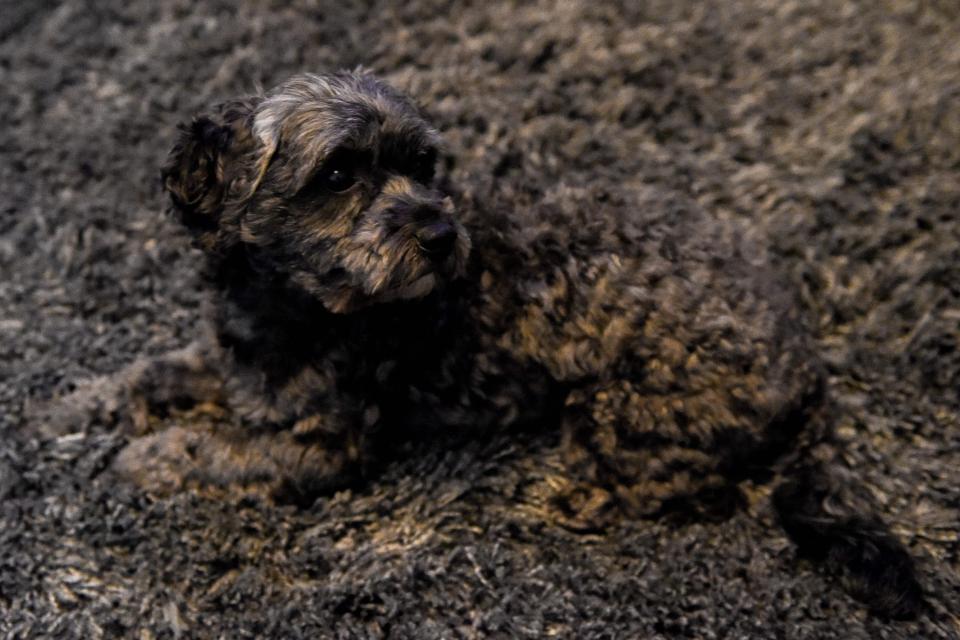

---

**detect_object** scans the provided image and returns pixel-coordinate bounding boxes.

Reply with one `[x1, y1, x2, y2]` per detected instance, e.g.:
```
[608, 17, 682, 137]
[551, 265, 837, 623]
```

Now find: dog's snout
[417, 222, 457, 260]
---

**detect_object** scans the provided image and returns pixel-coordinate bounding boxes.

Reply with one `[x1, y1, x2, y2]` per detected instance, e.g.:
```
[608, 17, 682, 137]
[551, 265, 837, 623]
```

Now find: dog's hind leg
[555, 376, 775, 529]
[558, 372, 923, 618]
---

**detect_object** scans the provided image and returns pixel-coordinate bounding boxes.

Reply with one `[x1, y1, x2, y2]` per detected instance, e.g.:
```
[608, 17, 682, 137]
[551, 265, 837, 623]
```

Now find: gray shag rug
[2, 1, 959, 637]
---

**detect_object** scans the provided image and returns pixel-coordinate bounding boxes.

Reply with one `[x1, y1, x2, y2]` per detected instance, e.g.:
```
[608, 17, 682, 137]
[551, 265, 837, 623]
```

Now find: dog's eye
[306, 149, 362, 195]
[413, 148, 437, 184]
[322, 166, 356, 193]
[298, 163, 357, 200]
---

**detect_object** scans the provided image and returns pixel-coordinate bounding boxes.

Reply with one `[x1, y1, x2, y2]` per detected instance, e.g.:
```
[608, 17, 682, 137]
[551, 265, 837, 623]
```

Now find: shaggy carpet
[2, 1, 959, 637]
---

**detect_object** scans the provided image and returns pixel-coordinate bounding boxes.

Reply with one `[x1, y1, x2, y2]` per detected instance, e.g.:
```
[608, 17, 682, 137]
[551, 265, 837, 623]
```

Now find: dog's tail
[772, 444, 924, 619]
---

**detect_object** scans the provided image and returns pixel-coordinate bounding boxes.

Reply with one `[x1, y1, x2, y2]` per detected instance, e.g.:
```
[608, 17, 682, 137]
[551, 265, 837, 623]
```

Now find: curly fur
[48, 70, 921, 618]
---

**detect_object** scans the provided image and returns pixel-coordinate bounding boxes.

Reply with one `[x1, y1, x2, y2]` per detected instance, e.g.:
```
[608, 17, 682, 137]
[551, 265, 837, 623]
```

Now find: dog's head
[162, 71, 470, 313]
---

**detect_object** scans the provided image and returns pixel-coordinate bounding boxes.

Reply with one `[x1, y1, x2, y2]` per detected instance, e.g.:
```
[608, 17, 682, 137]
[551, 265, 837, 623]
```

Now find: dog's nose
[417, 223, 457, 260]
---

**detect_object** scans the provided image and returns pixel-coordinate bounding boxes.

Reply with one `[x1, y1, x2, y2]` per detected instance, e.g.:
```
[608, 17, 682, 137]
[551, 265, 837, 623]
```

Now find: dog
[38, 70, 922, 618]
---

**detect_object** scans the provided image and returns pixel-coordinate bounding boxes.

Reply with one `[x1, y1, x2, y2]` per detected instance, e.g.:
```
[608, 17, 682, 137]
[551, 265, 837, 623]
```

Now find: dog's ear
[162, 115, 234, 236]
[162, 98, 271, 251]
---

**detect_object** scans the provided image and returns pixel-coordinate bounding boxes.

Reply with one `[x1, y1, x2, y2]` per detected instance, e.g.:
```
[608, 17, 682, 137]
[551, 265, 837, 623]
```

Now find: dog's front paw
[29, 341, 227, 441]
[25, 375, 131, 438]
[110, 419, 364, 502]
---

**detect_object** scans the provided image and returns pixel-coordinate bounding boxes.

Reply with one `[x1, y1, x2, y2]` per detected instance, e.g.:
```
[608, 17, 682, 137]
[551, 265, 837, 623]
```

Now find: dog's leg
[556, 380, 748, 530]
[111, 410, 368, 503]
[122, 339, 227, 435]
[28, 339, 225, 438]
[559, 375, 924, 617]
[554, 347, 823, 528]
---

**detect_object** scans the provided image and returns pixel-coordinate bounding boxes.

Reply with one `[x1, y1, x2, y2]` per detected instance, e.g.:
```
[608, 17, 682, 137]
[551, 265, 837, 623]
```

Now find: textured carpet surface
[2, 1, 960, 637]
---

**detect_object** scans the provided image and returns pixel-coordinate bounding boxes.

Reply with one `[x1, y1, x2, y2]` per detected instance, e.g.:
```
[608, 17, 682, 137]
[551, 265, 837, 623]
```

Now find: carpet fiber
[2, 1, 959, 637]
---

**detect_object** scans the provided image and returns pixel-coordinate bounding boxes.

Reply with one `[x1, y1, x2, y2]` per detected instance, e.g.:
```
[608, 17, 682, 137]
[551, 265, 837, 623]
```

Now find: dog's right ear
[161, 116, 234, 241]
[162, 98, 273, 252]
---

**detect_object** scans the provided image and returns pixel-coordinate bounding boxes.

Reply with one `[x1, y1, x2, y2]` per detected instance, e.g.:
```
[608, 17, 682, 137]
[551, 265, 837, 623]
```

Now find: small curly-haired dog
[40, 71, 921, 617]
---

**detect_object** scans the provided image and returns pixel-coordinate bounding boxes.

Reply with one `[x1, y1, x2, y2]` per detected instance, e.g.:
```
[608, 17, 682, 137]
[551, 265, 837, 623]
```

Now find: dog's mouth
[318, 269, 442, 314]
[310, 221, 470, 314]
[373, 226, 468, 304]
[380, 272, 438, 302]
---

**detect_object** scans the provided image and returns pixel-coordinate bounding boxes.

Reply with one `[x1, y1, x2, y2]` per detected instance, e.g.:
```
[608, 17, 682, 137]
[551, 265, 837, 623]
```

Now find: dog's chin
[379, 273, 438, 303]
[314, 272, 441, 314]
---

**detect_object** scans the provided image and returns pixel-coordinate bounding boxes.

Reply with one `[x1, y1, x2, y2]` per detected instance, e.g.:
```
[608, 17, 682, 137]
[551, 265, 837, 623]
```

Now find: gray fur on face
[245, 72, 468, 312]
[164, 70, 469, 313]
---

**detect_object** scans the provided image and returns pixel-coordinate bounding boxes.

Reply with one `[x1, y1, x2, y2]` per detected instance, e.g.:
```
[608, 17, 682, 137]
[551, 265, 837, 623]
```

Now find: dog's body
[124, 173, 819, 516]
[41, 71, 921, 617]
